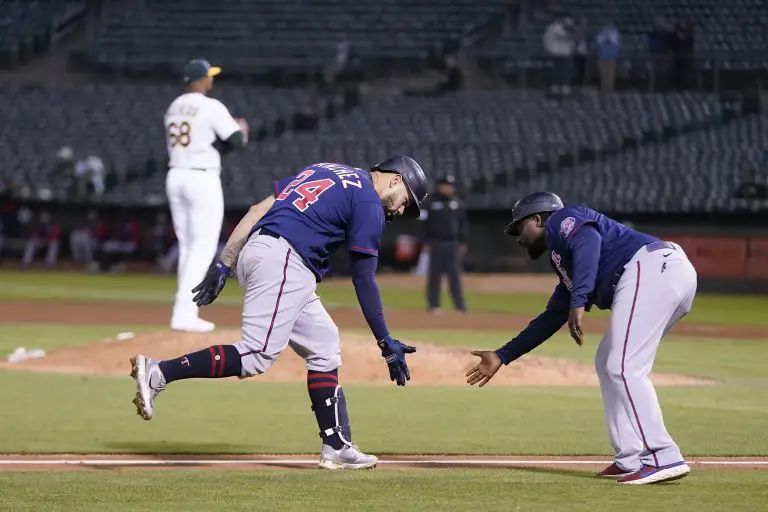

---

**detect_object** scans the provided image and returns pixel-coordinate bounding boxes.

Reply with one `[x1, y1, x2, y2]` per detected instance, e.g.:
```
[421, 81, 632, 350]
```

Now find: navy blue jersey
[252, 162, 384, 281]
[545, 206, 659, 310]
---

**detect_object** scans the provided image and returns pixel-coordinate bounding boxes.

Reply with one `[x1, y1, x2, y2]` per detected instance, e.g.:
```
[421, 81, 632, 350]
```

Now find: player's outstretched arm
[467, 284, 570, 387]
[191, 195, 275, 306]
[349, 252, 416, 387]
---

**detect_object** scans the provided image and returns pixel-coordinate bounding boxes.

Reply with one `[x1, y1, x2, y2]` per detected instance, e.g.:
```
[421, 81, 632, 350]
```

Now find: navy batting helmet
[371, 155, 429, 218]
[504, 191, 564, 236]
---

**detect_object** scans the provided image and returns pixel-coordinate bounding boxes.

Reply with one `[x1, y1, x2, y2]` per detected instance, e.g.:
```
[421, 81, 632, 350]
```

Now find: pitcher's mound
[2, 330, 713, 386]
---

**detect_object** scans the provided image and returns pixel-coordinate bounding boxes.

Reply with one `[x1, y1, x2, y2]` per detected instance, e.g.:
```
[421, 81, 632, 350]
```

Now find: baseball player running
[165, 58, 249, 332]
[466, 192, 697, 485]
[130, 156, 428, 470]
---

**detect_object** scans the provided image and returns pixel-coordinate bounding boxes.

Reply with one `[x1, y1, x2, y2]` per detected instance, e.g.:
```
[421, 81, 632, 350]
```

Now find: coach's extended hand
[466, 350, 502, 387]
[192, 261, 233, 306]
[377, 335, 417, 386]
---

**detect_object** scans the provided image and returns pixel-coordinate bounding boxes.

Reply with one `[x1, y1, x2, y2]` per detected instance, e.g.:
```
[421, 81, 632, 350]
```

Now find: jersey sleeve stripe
[349, 246, 379, 256]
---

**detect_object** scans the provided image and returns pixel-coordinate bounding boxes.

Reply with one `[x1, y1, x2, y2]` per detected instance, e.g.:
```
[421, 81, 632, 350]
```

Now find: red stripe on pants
[620, 261, 660, 467]
[240, 248, 292, 358]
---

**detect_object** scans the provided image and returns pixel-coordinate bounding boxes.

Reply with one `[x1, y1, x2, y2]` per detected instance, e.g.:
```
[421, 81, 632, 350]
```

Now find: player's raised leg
[599, 243, 697, 484]
[130, 232, 310, 420]
[289, 295, 378, 470]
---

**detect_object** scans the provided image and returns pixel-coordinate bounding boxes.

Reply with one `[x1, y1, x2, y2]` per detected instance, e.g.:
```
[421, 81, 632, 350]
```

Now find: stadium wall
[3, 200, 767, 293]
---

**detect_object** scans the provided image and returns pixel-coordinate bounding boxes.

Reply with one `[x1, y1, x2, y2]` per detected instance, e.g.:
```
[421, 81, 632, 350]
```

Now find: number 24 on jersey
[277, 170, 335, 212]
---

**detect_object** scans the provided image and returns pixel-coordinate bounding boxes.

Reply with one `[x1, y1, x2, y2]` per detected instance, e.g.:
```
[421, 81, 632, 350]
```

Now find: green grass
[0, 326, 765, 455]
[1, 370, 766, 455]
[0, 324, 159, 353]
[0, 469, 765, 512]
[2, 271, 768, 326]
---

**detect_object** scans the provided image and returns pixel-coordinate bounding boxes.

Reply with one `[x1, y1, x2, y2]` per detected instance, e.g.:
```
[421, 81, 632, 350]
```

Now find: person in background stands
[648, 16, 671, 92]
[596, 20, 620, 90]
[543, 16, 575, 96]
[573, 17, 589, 88]
[70, 210, 99, 266]
[98, 211, 141, 273]
[670, 20, 695, 90]
[21, 211, 60, 268]
[151, 211, 179, 274]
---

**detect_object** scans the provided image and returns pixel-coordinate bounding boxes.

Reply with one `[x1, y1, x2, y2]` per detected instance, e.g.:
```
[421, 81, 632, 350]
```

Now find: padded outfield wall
[3, 199, 767, 293]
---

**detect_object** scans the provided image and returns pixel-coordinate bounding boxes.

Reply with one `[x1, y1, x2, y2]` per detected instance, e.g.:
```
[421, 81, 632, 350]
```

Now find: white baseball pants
[165, 167, 224, 324]
[596, 242, 697, 470]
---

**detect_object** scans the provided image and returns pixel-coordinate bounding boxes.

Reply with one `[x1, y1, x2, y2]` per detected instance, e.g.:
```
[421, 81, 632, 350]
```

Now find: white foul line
[0, 459, 765, 467]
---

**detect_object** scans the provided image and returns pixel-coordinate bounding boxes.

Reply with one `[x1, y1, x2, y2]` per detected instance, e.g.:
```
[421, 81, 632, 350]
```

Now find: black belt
[611, 241, 675, 290]
[258, 228, 281, 239]
[646, 241, 675, 252]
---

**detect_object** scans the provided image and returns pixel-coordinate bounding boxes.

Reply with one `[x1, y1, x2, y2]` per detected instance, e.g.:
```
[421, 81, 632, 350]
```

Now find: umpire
[420, 175, 468, 313]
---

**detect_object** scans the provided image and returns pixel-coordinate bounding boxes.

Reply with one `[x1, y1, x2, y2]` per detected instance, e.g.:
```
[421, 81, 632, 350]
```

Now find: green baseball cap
[182, 59, 222, 83]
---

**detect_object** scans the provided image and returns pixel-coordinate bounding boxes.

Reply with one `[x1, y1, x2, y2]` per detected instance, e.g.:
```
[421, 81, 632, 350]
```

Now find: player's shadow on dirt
[105, 441, 251, 454]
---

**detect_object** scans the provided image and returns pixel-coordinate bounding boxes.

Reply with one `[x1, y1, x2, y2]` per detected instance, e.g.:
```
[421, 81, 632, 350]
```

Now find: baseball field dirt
[0, 330, 713, 387]
[0, 454, 765, 472]
[2, 299, 767, 339]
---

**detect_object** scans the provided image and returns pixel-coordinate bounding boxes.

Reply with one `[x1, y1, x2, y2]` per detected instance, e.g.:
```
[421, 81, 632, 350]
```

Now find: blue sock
[159, 345, 242, 384]
[307, 369, 349, 450]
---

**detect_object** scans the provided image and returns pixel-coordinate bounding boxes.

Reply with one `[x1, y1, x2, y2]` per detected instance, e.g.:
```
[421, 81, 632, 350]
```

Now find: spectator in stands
[324, 34, 352, 85]
[75, 154, 106, 198]
[648, 16, 671, 91]
[150, 212, 178, 274]
[69, 209, 105, 267]
[670, 20, 695, 90]
[735, 173, 768, 199]
[97, 211, 141, 273]
[53, 146, 75, 176]
[438, 55, 464, 93]
[596, 20, 620, 91]
[51, 146, 76, 195]
[21, 211, 60, 268]
[543, 16, 575, 95]
[573, 17, 589, 87]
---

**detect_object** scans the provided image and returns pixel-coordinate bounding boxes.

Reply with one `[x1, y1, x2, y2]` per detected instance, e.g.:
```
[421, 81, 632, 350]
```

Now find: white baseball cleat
[318, 444, 378, 470]
[130, 355, 166, 420]
[170, 318, 215, 333]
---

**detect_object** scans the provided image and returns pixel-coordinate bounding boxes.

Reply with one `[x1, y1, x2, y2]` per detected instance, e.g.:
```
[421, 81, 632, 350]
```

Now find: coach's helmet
[371, 155, 429, 218]
[504, 191, 564, 236]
